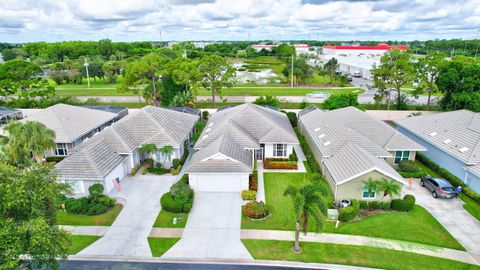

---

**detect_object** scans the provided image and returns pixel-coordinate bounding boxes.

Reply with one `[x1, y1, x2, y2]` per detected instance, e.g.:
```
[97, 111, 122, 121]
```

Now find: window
[362, 184, 376, 199]
[54, 143, 68, 156]
[394, 151, 410, 164]
[273, 144, 287, 157]
[66, 180, 84, 194]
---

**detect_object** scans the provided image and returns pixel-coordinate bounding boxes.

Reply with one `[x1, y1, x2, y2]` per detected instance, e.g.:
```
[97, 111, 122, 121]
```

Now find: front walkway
[405, 179, 480, 255]
[162, 192, 252, 260]
[241, 229, 479, 265]
[78, 174, 177, 257]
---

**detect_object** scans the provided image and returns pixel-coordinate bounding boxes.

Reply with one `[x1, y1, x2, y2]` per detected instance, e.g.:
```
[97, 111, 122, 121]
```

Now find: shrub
[264, 158, 297, 170]
[171, 165, 182, 175]
[338, 199, 359, 222]
[141, 167, 148, 175]
[171, 182, 193, 204]
[286, 112, 297, 128]
[45, 156, 65, 163]
[148, 163, 170, 175]
[183, 202, 193, 213]
[253, 95, 280, 107]
[88, 183, 104, 197]
[391, 194, 416, 212]
[130, 164, 141, 176]
[379, 202, 390, 210]
[172, 158, 180, 169]
[398, 160, 420, 173]
[242, 190, 257, 200]
[86, 204, 107, 215]
[243, 201, 271, 219]
[250, 170, 258, 191]
[65, 198, 88, 214]
[160, 192, 183, 213]
[143, 158, 154, 168]
[180, 141, 189, 165]
[323, 93, 359, 110]
[202, 110, 209, 120]
[399, 171, 427, 178]
[288, 150, 298, 162]
[98, 196, 115, 207]
[180, 174, 189, 185]
[64, 194, 115, 216]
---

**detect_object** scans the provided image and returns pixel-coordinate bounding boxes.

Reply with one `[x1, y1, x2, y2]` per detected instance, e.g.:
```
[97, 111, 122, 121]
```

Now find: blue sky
[0, 0, 479, 42]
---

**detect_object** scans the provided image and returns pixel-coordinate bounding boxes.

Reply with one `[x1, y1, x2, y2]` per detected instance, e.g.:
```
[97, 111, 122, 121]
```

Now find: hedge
[417, 153, 480, 203]
[160, 192, 183, 213]
[391, 194, 416, 212]
[264, 158, 297, 170]
[294, 127, 320, 173]
[45, 156, 65, 163]
[338, 200, 359, 222]
[399, 171, 427, 178]
[250, 170, 258, 191]
[359, 200, 389, 210]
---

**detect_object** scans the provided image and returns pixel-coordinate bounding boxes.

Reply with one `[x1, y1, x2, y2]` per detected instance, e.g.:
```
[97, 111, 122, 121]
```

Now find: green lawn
[68, 235, 101, 255]
[51, 77, 122, 89]
[324, 205, 464, 250]
[55, 87, 363, 97]
[241, 172, 333, 231]
[461, 194, 480, 221]
[57, 204, 123, 226]
[148, 238, 180, 257]
[242, 240, 479, 270]
[243, 173, 463, 250]
[153, 210, 188, 228]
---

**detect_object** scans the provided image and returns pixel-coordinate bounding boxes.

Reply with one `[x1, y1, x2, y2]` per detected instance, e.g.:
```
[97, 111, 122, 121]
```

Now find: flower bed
[264, 158, 298, 170]
[243, 201, 271, 220]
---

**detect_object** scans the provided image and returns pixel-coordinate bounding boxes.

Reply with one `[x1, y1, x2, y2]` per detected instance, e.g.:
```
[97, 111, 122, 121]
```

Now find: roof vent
[323, 141, 331, 146]
[443, 139, 452, 144]
[458, 147, 469, 153]
[314, 127, 320, 132]
[202, 134, 209, 140]
[318, 134, 325, 139]
[429, 132, 438, 137]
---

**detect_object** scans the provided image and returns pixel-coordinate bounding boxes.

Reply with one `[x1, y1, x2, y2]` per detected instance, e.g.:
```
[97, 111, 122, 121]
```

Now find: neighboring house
[55, 106, 199, 196]
[0, 107, 23, 126]
[298, 106, 425, 203]
[396, 110, 480, 193]
[186, 103, 299, 192]
[21, 103, 121, 158]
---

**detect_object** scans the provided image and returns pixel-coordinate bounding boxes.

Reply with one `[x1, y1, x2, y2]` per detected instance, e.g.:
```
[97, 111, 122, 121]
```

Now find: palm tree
[159, 145, 174, 167]
[0, 121, 56, 166]
[284, 183, 328, 253]
[377, 179, 401, 207]
[362, 178, 380, 206]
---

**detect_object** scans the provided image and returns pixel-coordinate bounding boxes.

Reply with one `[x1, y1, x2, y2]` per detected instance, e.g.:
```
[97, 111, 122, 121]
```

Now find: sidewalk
[241, 229, 480, 265]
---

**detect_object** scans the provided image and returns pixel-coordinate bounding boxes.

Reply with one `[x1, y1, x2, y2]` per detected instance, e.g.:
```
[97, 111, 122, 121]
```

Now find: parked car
[353, 71, 362, 78]
[347, 75, 353, 82]
[420, 176, 456, 199]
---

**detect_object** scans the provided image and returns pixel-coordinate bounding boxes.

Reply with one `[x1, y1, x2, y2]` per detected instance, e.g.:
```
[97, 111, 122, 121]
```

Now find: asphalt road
[59, 261, 330, 270]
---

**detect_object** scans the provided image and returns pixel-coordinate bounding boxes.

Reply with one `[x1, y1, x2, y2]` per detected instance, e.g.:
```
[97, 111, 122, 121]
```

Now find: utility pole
[83, 57, 90, 89]
[290, 55, 294, 87]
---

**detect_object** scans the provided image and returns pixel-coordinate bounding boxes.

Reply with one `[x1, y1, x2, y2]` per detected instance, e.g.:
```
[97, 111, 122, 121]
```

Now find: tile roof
[22, 103, 117, 143]
[187, 103, 298, 173]
[396, 110, 480, 164]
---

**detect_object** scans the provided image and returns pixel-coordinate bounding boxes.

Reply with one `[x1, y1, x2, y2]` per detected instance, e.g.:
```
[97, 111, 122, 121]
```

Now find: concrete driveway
[405, 179, 480, 255]
[79, 174, 177, 257]
[163, 192, 253, 260]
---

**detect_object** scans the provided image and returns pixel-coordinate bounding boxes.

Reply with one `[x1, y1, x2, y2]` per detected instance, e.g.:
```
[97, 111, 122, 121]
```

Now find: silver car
[420, 176, 456, 199]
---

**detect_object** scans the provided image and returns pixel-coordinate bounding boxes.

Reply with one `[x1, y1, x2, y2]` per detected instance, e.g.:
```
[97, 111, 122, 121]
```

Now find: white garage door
[196, 174, 244, 192]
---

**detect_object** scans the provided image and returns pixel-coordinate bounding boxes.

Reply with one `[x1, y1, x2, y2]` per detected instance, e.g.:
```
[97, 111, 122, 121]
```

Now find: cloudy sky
[1, 0, 479, 42]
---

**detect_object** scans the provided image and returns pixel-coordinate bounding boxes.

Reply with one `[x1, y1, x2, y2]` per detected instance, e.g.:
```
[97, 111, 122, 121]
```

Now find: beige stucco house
[298, 106, 426, 204]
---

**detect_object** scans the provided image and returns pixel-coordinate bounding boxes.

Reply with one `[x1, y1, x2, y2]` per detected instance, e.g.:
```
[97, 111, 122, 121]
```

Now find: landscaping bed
[57, 204, 122, 226]
[242, 240, 478, 270]
[147, 238, 180, 257]
[264, 158, 297, 170]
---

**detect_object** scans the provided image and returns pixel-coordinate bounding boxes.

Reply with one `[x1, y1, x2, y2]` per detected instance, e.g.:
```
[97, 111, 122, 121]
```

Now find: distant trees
[413, 52, 446, 110]
[197, 54, 235, 107]
[323, 58, 339, 83]
[282, 57, 313, 86]
[272, 44, 295, 58]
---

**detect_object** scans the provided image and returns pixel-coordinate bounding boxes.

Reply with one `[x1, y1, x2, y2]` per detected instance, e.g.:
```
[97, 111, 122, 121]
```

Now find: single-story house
[298, 106, 425, 203]
[186, 103, 299, 192]
[396, 110, 480, 193]
[55, 106, 199, 196]
[21, 103, 123, 158]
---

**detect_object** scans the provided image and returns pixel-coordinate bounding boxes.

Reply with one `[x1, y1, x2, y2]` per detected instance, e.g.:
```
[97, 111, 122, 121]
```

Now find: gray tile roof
[22, 103, 117, 143]
[187, 103, 298, 173]
[56, 106, 199, 180]
[299, 106, 423, 185]
[324, 142, 405, 185]
[396, 110, 480, 164]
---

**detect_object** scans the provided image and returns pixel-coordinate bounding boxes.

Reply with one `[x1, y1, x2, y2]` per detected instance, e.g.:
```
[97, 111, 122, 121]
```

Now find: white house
[55, 106, 199, 196]
[186, 104, 299, 193]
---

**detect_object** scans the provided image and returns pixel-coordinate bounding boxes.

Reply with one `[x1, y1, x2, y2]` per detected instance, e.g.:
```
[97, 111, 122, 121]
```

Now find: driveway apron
[163, 192, 253, 260]
[79, 174, 177, 257]
[405, 179, 480, 255]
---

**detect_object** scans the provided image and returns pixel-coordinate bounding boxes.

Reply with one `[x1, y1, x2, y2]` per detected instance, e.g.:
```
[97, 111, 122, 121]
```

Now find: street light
[83, 58, 91, 89]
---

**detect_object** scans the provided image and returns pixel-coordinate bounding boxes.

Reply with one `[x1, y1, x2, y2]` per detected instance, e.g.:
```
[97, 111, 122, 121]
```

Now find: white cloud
[0, 0, 479, 42]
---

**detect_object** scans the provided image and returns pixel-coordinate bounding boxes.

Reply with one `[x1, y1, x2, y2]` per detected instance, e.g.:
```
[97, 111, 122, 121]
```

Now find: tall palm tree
[377, 179, 401, 207]
[284, 183, 328, 253]
[1, 121, 56, 166]
[159, 145, 174, 167]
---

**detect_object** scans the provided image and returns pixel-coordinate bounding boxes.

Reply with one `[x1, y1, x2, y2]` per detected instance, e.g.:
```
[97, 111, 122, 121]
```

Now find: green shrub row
[417, 153, 480, 203]
[294, 127, 320, 173]
[148, 163, 170, 175]
[359, 200, 390, 210]
[64, 184, 116, 216]
[45, 156, 65, 163]
[250, 170, 258, 191]
[391, 194, 416, 211]
[338, 200, 359, 222]
[399, 171, 427, 178]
